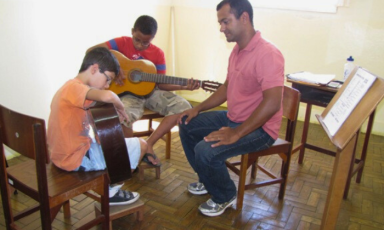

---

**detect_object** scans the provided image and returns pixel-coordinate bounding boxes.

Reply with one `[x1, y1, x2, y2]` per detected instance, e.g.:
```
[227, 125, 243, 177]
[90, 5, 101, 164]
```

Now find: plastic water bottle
[343, 56, 354, 81]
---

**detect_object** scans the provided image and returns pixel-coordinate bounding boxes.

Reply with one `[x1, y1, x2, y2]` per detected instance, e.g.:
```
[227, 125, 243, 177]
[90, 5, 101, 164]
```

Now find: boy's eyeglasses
[102, 72, 112, 85]
[133, 36, 150, 47]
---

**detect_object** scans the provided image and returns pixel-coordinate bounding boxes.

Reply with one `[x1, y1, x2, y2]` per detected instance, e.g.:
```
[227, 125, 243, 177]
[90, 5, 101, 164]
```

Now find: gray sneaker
[188, 182, 208, 195]
[198, 196, 236, 217]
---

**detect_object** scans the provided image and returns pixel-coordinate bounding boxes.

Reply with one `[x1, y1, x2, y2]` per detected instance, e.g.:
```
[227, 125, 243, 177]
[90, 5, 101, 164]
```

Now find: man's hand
[204, 127, 241, 147]
[184, 78, 200, 91]
[114, 68, 126, 86]
[178, 107, 199, 125]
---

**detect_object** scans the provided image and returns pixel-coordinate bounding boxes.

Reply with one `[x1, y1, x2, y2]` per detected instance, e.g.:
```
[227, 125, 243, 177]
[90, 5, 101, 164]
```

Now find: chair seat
[226, 138, 290, 174]
[7, 159, 106, 204]
[225, 86, 301, 210]
[142, 108, 162, 117]
[250, 138, 290, 157]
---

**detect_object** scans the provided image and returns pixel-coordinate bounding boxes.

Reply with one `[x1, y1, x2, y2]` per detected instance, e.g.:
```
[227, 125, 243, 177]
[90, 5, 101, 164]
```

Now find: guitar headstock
[201, 81, 222, 93]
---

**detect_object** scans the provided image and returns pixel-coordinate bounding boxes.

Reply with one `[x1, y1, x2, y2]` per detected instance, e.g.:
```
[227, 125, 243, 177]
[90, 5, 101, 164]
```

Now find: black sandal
[142, 153, 162, 167]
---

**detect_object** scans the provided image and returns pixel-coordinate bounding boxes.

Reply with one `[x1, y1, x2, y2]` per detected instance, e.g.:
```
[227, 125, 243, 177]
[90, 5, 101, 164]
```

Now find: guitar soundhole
[129, 70, 142, 83]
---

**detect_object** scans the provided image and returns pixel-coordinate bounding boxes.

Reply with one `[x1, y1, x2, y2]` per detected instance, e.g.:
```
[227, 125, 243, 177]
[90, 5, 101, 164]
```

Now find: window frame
[249, 0, 348, 13]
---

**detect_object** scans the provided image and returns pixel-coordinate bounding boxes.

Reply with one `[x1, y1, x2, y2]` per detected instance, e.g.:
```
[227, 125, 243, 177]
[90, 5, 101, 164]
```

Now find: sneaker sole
[109, 194, 140, 206]
[199, 197, 237, 217]
[188, 189, 208, 195]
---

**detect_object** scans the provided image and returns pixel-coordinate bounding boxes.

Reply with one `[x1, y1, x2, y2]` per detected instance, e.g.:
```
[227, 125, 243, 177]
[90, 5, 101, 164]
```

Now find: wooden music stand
[315, 67, 384, 230]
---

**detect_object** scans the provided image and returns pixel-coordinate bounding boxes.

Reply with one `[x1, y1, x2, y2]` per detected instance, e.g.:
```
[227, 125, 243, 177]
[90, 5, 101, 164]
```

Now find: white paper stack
[287, 72, 335, 85]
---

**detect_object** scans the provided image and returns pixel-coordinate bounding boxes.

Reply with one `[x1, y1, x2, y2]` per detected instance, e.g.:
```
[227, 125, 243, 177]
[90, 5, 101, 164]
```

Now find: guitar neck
[140, 73, 201, 86]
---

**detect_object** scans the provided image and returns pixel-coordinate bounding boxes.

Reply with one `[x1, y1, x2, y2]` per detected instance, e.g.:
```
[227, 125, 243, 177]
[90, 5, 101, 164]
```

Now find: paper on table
[287, 72, 335, 85]
[322, 68, 376, 136]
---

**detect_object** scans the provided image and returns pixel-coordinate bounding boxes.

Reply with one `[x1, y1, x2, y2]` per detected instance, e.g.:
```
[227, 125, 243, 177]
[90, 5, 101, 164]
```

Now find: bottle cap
[347, 56, 354, 61]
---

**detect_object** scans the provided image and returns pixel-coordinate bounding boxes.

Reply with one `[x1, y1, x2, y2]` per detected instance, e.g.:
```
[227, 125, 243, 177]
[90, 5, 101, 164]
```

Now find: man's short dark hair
[133, 15, 158, 36]
[79, 47, 120, 76]
[217, 0, 254, 25]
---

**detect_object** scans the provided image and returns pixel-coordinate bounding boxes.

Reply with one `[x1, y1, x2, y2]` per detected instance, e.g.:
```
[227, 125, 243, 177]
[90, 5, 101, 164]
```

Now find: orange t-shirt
[47, 79, 94, 171]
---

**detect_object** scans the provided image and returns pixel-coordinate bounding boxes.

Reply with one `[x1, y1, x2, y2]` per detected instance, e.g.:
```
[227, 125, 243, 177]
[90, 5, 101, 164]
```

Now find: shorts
[74, 137, 141, 171]
[121, 89, 192, 128]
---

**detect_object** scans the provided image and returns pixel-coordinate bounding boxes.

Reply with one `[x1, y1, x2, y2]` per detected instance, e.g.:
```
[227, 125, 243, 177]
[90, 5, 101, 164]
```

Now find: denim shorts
[74, 137, 141, 171]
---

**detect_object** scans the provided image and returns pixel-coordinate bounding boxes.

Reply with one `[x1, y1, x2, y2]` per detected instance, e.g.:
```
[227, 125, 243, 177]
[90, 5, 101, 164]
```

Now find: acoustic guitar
[87, 103, 131, 184]
[109, 50, 222, 97]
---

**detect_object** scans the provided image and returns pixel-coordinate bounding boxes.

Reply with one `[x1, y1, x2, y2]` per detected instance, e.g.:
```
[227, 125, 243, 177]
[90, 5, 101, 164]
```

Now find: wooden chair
[94, 199, 144, 230]
[133, 108, 171, 159]
[226, 86, 301, 210]
[0, 104, 110, 230]
[133, 109, 171, 180]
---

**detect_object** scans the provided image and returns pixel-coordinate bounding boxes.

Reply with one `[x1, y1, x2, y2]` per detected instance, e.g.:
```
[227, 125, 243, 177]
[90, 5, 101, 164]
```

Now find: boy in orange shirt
[47, 47, 146, 205]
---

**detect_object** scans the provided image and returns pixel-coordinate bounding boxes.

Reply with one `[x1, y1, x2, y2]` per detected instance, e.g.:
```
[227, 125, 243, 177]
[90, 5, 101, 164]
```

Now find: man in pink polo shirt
[178, 0, 284, 217]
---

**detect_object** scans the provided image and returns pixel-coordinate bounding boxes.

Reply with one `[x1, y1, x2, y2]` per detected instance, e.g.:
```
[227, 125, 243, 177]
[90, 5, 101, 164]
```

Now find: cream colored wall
[0, 0, 171, 122]
[0, 0, 383, 136]
[174, 0, 384, 136]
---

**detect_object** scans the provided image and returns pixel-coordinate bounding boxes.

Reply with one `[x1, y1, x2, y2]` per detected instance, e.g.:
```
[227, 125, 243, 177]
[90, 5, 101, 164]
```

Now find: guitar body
[88, 103, 132, 184]
[109, 50, 156, 97]
[109, 50, 222, 96]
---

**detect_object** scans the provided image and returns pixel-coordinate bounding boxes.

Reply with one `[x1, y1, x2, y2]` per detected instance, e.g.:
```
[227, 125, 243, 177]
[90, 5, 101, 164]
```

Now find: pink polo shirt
[226, 31, 284, 139]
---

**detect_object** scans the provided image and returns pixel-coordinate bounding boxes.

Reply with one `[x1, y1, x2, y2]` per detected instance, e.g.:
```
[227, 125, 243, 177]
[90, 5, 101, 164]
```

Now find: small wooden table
[290, 81, 376, 199]
[95, 200, 144, 229]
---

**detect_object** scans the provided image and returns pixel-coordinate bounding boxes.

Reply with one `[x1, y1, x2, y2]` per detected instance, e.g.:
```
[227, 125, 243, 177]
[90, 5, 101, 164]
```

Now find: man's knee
[178, 116, 188, 131]
[194, 141, 213, 165]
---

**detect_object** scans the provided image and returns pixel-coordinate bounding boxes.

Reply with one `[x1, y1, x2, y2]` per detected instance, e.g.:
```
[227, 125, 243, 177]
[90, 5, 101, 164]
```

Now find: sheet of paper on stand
[322, 68, 377, 136]
[287, 72, 335, 85]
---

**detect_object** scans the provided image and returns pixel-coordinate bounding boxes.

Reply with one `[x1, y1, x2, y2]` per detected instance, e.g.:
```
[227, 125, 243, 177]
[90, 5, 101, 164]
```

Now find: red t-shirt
[107, 36, 166, 74]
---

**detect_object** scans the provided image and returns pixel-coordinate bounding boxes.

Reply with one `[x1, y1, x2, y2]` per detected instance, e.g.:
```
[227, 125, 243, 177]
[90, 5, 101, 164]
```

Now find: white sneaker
[188, 182, 208, 195]
[198, 196, 236, 217]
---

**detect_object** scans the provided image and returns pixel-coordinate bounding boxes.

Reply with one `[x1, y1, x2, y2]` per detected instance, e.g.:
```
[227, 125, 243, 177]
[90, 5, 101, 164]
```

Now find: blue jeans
[179, 111, 275, 204]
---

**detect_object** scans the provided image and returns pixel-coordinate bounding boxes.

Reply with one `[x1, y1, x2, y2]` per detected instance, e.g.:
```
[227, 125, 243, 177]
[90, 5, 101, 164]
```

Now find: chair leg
[137, 209, 144, 221]
[278, 154, 290, 199]
[165, 131, 171, 159]
[63, 200, 70, 218]
[236, 154, 249, 210]
[251, 157, 259, 179]
[155, 167, 160, 179]
[148, 118, 153, 131]
[101, 174, 110, 230]
[1, 182, 15, 229]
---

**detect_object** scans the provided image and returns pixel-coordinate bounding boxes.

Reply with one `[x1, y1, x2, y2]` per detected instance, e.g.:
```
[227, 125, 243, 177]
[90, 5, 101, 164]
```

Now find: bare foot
[142, 152, 161, 166]
[146, 145, 161, 165]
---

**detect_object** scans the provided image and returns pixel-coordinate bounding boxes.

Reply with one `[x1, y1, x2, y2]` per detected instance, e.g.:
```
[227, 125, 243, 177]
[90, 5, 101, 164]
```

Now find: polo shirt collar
[235, 30, 261, 53]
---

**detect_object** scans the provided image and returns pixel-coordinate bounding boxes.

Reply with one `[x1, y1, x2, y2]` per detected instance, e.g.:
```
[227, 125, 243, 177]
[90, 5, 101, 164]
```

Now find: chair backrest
[0, 104, 50, 217]
[282, 86, 301, 142]
[0, 105, 49, 163]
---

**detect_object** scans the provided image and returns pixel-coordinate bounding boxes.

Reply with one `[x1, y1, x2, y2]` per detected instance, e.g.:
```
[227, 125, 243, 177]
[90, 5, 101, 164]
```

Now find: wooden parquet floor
[1, 120, 384, 230]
